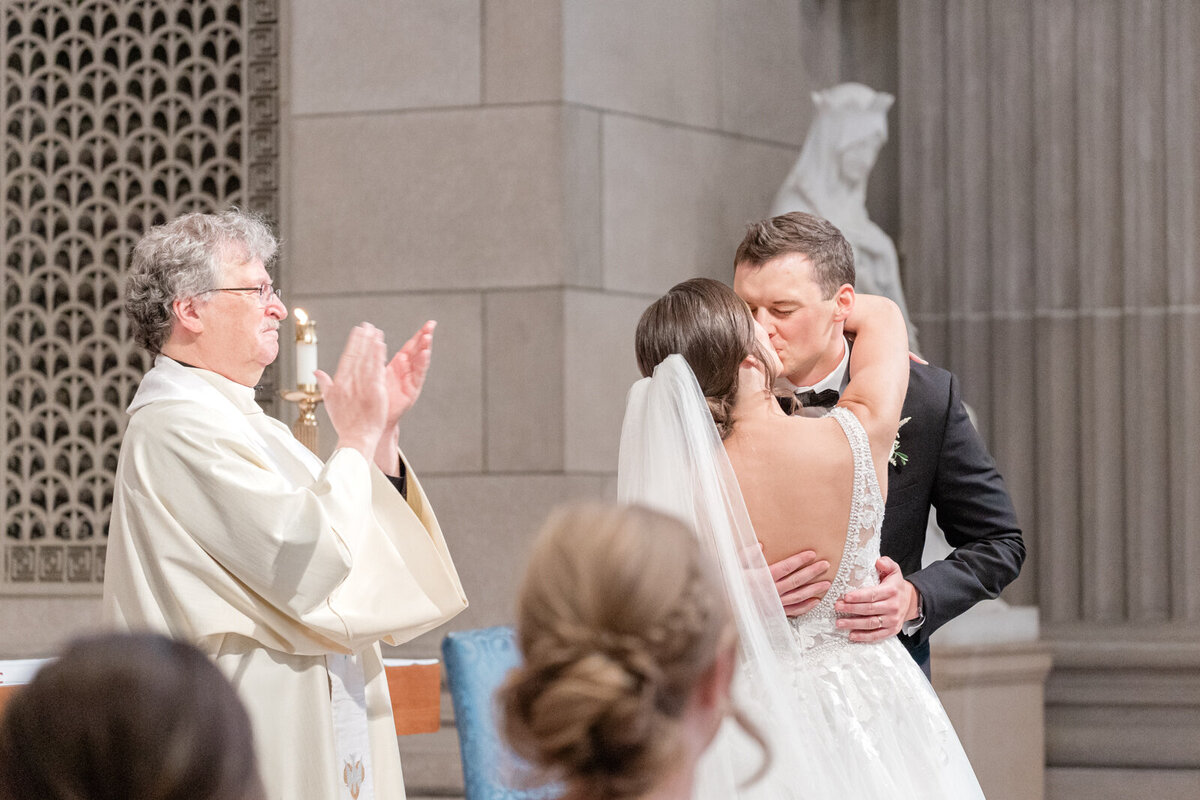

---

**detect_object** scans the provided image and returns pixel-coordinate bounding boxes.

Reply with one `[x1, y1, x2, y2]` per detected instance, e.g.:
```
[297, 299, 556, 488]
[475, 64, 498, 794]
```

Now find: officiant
[103, 210, 468, 800]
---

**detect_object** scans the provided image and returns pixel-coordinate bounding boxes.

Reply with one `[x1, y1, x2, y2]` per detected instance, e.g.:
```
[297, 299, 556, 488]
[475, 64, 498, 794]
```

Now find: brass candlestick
[280, 387, 323, 454]
[282, 309, 322, 454]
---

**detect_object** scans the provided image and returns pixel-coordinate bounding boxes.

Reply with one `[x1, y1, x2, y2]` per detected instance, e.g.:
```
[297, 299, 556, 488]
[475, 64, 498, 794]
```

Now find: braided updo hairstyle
[635, 278, 779, 439]
[501, 503, 761, 800]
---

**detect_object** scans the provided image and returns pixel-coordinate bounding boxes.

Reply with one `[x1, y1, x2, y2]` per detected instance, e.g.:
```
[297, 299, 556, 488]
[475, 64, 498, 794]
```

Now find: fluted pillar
[898, 1, 1200, 797]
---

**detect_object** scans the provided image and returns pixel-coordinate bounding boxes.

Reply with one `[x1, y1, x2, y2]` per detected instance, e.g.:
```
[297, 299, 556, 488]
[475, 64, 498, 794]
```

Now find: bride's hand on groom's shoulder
[834, 557, 917, 642]
[767, 550, 832, 617]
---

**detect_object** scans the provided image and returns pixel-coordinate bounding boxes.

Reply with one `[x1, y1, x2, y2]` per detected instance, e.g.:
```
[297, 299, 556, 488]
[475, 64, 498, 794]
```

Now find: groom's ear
[831, 284, 855, 323]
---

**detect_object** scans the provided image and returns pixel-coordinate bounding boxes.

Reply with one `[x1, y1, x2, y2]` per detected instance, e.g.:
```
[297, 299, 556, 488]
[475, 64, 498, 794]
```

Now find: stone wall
[282, 0, 849, 654]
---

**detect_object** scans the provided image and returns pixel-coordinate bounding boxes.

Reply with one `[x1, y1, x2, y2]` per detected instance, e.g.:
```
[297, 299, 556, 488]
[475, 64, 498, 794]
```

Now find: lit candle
[294, 308, 318, 390]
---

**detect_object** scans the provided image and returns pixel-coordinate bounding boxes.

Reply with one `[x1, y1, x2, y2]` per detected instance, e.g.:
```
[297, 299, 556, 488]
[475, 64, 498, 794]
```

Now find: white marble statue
[771, 82, 919, 353]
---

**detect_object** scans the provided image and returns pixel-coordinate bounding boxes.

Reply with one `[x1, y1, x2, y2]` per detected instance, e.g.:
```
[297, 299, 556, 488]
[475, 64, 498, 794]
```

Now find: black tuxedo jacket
[882, 361, 1025, 675]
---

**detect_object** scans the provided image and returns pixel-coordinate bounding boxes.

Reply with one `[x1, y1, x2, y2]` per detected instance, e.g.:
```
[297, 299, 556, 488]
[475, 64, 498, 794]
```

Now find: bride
[618, 277, 983, 798]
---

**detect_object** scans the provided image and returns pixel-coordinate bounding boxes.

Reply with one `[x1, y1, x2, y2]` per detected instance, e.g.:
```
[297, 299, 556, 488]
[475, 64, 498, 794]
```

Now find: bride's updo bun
[635, 278, 778, 438]
[500, 504, 736, 799]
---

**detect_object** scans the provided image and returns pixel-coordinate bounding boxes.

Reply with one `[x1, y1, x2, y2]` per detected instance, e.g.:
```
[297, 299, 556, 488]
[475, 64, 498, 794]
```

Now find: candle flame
[294, 307, 308, 325]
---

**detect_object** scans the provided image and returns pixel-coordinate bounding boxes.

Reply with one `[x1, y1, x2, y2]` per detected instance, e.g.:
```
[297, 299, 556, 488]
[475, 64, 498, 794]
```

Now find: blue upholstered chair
[441, 626, 561, 800]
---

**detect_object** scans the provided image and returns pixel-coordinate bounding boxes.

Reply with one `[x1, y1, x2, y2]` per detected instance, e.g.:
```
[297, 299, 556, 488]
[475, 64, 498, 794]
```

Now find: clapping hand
[315, 323, 389, 461]
[382, 320, 436, 429]
[370, 320, 436, 476]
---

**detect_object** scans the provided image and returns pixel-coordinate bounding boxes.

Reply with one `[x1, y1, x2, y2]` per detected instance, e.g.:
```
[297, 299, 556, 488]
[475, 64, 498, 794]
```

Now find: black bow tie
[795, 388, 840, 409]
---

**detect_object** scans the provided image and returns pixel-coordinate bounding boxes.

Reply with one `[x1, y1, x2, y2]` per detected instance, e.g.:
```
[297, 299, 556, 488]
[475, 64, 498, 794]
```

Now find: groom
[732, 211, 1025, 677]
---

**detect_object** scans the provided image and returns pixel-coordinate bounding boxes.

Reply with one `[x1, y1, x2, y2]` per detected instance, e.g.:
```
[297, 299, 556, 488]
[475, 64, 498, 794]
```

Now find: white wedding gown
[618, 356, 984, 799]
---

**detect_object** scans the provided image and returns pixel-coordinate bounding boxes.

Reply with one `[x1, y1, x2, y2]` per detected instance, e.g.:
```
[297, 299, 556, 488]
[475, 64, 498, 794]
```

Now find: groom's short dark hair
[733, 212, 855, 298]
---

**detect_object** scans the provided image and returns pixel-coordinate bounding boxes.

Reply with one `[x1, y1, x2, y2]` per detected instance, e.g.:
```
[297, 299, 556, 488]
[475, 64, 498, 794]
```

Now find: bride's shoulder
[730, 414, 847, 459]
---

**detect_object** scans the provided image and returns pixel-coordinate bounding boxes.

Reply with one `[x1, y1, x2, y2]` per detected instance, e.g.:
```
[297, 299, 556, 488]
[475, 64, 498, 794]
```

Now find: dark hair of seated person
[0, 632, 264, 800]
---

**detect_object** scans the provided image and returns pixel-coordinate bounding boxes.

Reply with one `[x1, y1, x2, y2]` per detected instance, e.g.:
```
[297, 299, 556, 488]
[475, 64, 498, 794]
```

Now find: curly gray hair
[124, 209, 278, 355]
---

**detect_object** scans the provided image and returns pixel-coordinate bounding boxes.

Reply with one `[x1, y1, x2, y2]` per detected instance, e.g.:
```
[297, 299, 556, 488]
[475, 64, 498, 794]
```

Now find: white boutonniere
[889, 417, 911, 467]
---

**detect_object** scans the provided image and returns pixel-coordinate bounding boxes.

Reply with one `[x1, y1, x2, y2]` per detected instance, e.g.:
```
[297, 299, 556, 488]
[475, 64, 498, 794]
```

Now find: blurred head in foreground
[500, 502, 764, 800]
[0, 632, 263, 800]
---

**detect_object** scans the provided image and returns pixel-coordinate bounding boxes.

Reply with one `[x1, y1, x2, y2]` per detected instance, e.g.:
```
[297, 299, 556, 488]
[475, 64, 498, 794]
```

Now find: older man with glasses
[103, 209, 467, 800]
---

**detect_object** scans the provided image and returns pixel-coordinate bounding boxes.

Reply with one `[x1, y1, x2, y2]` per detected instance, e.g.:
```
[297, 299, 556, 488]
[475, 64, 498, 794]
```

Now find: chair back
[441, 626, 560, 800]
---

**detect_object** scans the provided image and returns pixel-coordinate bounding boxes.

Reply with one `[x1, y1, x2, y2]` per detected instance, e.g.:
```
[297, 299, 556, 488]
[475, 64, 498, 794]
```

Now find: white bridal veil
[616, 355, 876, 798]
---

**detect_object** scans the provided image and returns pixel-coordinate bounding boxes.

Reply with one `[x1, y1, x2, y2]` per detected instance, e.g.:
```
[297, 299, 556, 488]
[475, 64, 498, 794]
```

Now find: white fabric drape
[617, 355, 872, 798]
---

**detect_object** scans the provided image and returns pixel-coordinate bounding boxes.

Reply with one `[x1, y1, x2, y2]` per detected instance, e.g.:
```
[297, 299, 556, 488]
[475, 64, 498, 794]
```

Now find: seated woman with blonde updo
[499, 503, 766, 800]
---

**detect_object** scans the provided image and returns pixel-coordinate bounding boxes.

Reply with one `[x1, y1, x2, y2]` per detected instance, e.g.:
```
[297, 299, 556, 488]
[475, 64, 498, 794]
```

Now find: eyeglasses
[199, 284, 283, 304]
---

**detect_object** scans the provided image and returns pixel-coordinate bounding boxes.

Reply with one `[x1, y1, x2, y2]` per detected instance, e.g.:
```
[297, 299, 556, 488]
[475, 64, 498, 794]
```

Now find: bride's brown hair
[499, 503, 766, 800]
[635, 277, 779, 439]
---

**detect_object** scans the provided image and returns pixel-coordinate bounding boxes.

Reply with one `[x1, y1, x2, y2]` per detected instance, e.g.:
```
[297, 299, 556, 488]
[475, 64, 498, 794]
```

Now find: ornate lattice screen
[2, 0, 279, 593]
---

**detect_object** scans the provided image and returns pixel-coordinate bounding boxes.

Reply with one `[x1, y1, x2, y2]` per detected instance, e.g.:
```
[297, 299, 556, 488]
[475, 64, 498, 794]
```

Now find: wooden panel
[385, 662, 442, 736]
[0, 685, 16, 718]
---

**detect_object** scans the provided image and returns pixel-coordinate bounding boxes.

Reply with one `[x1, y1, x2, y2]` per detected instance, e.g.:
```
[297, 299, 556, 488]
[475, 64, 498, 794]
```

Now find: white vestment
[103, 357, 468, 800]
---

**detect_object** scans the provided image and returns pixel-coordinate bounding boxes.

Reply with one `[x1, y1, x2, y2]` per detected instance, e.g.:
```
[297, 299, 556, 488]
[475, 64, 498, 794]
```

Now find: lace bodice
[788, 406, 886, 658]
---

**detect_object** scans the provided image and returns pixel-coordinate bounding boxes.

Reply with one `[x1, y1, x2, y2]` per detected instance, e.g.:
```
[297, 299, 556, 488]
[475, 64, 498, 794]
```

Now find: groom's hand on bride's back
[834, 557, 920, 642]
[768, 550, 832, 617]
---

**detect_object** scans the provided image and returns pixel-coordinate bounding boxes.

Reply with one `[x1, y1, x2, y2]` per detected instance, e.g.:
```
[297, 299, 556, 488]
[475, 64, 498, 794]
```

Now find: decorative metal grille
[2, 0, 279, 593]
